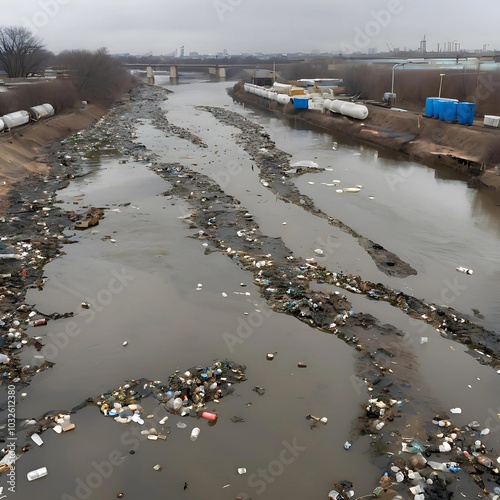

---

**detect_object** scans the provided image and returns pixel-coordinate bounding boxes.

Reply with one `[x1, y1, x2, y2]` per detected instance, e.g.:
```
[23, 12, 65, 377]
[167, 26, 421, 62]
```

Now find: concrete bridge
[124, 61, 301, 82]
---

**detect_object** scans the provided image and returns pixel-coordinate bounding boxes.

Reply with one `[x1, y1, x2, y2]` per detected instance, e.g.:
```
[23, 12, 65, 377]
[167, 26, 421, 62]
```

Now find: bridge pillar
[208, 66, 226, 79]
[170, 65, 178, 82]
[146, 66, 155, 85]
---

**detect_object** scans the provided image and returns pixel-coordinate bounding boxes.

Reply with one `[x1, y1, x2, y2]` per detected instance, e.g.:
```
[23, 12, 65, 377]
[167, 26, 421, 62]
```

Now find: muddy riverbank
[0, 82, 499, 499]
[231, 82, 500, 190]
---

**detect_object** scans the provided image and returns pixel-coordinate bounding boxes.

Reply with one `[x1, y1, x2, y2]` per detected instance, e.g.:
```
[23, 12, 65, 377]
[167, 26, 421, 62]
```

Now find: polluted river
[1, 74, 500, 500]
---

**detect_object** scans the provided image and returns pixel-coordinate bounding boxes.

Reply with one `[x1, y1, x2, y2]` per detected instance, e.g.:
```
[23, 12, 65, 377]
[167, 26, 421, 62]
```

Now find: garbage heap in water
[97, 360, 247, 423]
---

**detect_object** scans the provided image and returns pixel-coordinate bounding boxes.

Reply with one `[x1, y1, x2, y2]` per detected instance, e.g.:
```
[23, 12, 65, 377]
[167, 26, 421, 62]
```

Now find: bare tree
[0, 26, 48, 78]
[56, 48, 132, 105]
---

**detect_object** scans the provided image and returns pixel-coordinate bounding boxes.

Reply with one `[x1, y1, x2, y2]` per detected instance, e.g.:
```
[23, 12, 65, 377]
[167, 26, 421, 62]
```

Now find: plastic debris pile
[97, 360, 247, 423]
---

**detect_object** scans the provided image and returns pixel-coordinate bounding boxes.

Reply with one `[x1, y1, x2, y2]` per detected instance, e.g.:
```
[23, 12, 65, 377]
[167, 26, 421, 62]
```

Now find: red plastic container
[201, 411, 218, 421]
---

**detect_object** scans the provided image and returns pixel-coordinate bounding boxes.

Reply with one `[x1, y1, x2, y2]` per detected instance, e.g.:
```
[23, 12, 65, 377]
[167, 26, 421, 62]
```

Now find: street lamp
[391, 62, 406, 95]
[389, 60, 428, 104]
[438, 73, 445, 97]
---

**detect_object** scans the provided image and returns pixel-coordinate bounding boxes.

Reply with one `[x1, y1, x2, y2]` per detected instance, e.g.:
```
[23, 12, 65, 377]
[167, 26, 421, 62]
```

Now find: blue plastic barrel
[425, 97, 439, 118]
[441, 100, 457, 122]
[457, 102, 476, 125]
[433, 99, 443, 118]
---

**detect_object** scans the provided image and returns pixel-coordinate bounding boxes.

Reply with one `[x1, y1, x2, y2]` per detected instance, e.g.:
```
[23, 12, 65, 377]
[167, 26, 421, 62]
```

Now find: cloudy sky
[3, 0, 499, 56]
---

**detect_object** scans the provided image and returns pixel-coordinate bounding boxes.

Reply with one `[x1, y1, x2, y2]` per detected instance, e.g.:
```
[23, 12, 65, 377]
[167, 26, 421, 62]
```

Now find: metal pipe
[438, 73, 445, 97]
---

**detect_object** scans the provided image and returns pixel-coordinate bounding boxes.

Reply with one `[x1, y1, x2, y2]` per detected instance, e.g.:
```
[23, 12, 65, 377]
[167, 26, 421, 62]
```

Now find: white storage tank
[277, 94, 291, 105]
[42, 103, 55, 116]
[323, 98, 332, 111]
[244, 83, 250, 92]
[340, 102, 369, 120]
[0, 118, 4, 132]
[28, 103, 55, 121]
[329, 100, 344, 114]
[272, 82, 292, 94]
[2, 110, 30, 129]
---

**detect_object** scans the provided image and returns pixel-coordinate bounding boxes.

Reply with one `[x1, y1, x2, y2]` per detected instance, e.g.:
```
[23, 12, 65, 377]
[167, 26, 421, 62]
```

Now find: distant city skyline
[3, 0, 499, 57]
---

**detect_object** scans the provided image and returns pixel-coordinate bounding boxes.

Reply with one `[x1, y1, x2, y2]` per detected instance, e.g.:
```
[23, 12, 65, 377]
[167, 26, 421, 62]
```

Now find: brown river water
[2, 74, 500, 499]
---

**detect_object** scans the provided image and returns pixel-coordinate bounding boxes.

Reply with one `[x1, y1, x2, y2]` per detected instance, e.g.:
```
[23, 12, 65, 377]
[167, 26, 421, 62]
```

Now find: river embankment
[232, 81, 500, 189]
[0, 104, 107, 212]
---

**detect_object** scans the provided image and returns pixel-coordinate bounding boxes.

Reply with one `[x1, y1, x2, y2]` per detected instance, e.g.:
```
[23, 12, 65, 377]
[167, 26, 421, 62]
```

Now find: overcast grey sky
[3, 0, 499, 56]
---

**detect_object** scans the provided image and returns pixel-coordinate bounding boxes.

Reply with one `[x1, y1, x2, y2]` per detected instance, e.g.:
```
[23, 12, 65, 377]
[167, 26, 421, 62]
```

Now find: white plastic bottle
[27, 467, 47, 481]
[190, 427, 200, 441]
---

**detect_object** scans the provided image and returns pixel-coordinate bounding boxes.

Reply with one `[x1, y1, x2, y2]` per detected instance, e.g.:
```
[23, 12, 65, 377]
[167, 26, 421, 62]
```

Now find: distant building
[244, 69, 278, 86]
[367, 47, 378, 54]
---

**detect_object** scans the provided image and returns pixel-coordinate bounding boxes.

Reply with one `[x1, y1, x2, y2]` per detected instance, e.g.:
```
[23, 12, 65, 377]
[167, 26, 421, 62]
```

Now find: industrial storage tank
[2, 110, 30, 129]
[425, 97, 439, 118]
[0, 118, 4, 132]
[244, 83, 250, 92]
[272, 82, 292, 94]
[329, 99, 344, 114]
[29, 103, 55, 121]
[277, 94, 291, 105]
[340, 102, 369, 120]
[323, 98, 332, 111]
[456, 102, 476, 125]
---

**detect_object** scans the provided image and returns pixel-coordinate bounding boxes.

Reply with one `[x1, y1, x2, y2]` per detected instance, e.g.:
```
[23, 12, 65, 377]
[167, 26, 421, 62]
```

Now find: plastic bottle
[31, 433, 43, 446]
[201, 411, 218, 421]
[190, 427, 200, 441]
[27, 467, 48, 481]
[29, 319, 47, 327]
[173, 397, 183, 411]
[456, 266, 473, 275]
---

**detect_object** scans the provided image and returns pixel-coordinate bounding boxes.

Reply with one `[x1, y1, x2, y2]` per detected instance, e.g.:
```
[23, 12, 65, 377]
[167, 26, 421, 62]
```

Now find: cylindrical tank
[439, 98, 458, 122]
[340, 102, 369, 120]
[457, 102, 476, 125]
[442, 100, 457, 122]
[0, 118, 4, 132]
[42, 103, 55, 116]
[329, 99, 344, 114]
[277, 94, 291, 105]
[28, 103, 55, 121]
[244, 83, 250, 92]
[2, 110, 30, 129]
[425, 97, 439, 118]
[269, 92, 277, 101]
[433, 99, 443, 118]
[323, 98, 332, 111]
[272, 82, 292, 94]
